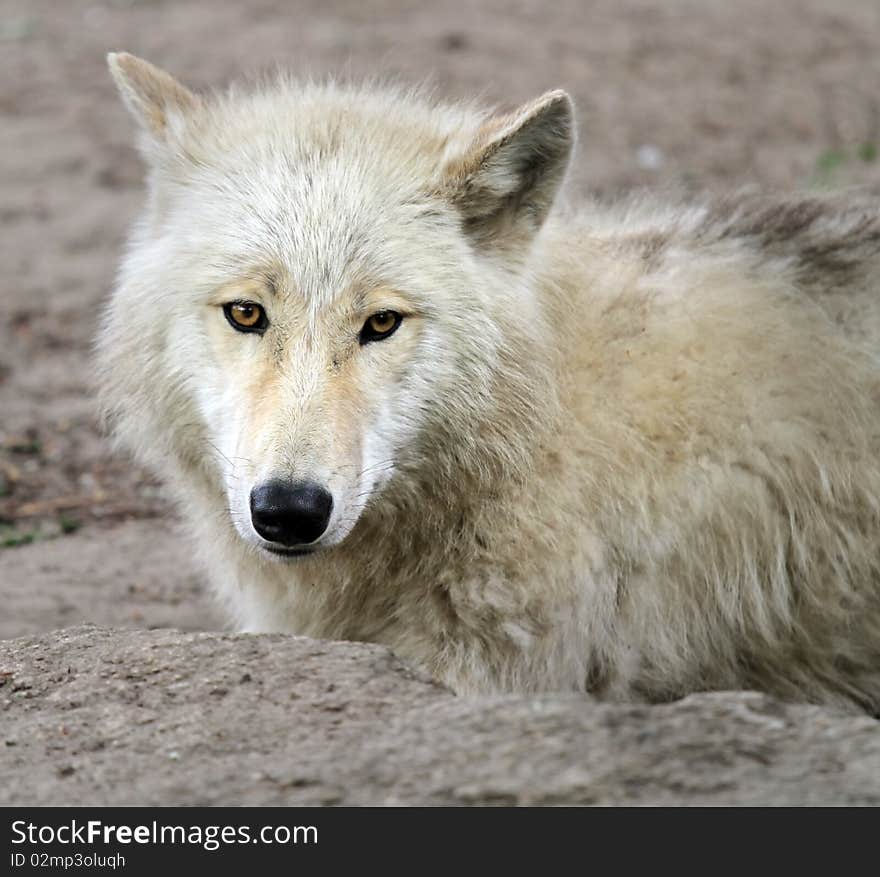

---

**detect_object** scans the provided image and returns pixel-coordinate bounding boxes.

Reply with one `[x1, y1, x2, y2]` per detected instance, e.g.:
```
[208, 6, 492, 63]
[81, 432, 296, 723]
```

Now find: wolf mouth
[262, 546, 316, 559]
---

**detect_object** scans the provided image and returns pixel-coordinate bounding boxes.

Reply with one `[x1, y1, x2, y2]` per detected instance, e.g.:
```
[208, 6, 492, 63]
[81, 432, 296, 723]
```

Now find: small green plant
[0, 526, 39, 548]
[811, 143, 879, 188]
[59, 514, 81, 535]
[6, 437, 41, 455]
[0, 514, 84, 549]
[816, 149, 847, 174]
[857, 142, 877, 163]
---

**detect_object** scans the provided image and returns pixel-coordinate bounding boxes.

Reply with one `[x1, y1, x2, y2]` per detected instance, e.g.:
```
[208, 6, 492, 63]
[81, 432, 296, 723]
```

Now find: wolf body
[99, 55, 880, 710]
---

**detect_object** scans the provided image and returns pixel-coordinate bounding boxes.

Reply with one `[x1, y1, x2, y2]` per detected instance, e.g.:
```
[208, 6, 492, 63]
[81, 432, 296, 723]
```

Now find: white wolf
[98, 54, 880, 711]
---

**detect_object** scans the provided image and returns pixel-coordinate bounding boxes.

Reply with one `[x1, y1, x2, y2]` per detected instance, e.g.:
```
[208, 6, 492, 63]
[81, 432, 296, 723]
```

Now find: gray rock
[1, 625, 878, 805]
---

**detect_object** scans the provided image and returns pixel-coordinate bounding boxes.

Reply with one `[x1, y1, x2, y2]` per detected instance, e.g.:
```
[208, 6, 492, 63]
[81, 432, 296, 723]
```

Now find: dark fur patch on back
[700, 192, 880, 291]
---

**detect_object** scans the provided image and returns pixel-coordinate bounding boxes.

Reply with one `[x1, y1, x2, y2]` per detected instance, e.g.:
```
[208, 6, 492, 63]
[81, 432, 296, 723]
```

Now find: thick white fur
[99, 55, 880, 711]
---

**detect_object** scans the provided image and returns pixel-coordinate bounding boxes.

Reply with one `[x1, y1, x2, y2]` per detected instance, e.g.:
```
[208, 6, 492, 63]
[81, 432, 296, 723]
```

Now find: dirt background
[2, 0, 880, 638]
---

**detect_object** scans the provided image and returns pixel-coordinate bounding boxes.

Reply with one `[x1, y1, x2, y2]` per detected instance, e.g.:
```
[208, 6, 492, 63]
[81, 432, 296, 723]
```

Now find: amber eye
[360, 311, 402, 345]
[223, 301, 268, 334]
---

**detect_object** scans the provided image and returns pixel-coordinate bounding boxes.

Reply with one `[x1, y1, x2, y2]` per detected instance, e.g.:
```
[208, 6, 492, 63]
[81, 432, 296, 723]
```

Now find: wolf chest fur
[99, 54, 880, 711]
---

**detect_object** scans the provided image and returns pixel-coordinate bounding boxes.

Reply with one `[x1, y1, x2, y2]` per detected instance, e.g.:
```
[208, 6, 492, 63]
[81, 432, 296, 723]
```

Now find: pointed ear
[107, 52, 198, 143]
[442, 90, 574, 245]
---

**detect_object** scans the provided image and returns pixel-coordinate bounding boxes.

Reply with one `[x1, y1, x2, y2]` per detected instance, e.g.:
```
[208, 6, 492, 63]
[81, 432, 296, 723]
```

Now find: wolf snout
[249, 480, 334, 547]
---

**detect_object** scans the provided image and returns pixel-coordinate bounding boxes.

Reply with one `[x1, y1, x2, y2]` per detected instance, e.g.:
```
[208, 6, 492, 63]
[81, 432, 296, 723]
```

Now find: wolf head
[98, 54, 573, 559]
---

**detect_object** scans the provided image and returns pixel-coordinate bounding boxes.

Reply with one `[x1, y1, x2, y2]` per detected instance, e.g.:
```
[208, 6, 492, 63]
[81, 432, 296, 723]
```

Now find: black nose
[249, 480, 334, 547]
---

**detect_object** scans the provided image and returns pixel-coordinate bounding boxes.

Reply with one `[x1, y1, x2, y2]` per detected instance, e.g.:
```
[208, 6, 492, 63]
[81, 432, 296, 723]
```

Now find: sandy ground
[1, 0, 880, 638]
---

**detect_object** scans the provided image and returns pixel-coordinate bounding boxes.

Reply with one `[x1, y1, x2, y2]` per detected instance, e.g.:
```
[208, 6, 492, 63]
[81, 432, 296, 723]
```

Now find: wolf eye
[223, 301, 268, 334]
[360, 311, 402, 344]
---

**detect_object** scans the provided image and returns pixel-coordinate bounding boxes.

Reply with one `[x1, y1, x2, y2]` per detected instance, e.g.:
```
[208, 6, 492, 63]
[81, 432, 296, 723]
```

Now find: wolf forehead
[150, 89, 482, 288]
[110, 53, 575, 298]
[181, 85, 483, 212]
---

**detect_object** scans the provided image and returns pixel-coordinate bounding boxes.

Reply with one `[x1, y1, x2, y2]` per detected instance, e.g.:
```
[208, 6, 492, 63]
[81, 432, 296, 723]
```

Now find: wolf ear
[107, 52, 198, 144]
[442, 91, 574, 245]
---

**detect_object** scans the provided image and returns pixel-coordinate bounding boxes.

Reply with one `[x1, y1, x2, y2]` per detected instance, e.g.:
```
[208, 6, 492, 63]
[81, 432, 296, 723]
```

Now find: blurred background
[1, 0, 879, 638]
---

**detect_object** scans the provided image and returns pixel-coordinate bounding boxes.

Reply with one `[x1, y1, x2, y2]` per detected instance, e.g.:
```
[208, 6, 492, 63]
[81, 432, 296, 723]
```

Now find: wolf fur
[98, 54, 880, 711]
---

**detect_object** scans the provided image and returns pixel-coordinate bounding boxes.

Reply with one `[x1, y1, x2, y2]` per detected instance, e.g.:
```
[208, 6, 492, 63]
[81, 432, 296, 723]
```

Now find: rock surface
[2, 625, 878, 805]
